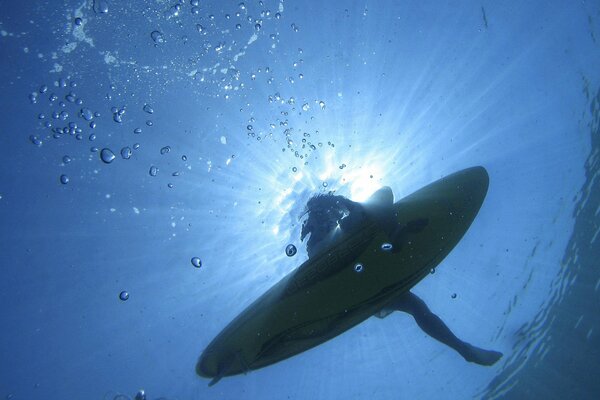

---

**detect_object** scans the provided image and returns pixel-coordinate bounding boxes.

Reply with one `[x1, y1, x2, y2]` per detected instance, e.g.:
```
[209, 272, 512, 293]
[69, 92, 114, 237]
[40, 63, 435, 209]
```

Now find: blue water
[1, 1, 599, 399]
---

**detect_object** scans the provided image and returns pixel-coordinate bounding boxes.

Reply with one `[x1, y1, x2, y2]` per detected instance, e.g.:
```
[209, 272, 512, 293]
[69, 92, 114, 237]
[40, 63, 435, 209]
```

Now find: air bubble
[100, 148, 116, 164]
[381, 243, 393, 251]
[150, 31, 165, 45]
[149, 166, 158, 176]
[62, 155, 72, 164]
[160, 146, 171, 155]
[94, 0, 108, 14]
[319, 101, 326, 109]
[133, 128, 142, 134]
[119, 291, 129, 301]
[59, 174, 69, 184]
[143, 104, 154, 114]
[191, 257, 202, 268]
[354, 263, 364, 273]
[80, 108, 93, 121]
[29, 135, 42, 146]
[120, 147, 132, 160]
[285, 244, 297, 257]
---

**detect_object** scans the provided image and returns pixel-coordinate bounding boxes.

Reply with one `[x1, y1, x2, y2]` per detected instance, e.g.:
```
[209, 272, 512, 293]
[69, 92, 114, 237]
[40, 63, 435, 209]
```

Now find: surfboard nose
[455, 166, 489, 207]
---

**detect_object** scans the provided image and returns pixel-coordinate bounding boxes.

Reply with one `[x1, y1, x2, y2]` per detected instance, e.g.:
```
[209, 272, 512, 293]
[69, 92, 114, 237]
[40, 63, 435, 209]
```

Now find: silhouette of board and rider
[196, 167, 503, 385]
[300, 186, 502, 367]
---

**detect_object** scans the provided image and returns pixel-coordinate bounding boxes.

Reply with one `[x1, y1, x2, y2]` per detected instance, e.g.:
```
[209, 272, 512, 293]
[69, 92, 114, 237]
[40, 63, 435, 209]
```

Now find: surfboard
[196, 166, 489, 385]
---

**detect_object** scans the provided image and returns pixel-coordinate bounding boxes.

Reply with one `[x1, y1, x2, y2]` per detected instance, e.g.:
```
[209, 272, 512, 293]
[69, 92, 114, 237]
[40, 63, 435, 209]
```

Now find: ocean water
[0, 1, 599, 399]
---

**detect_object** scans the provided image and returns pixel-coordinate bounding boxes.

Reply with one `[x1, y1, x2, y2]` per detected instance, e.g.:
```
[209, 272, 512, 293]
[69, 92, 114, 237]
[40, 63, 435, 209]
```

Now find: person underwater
[300, 186, 503, 366]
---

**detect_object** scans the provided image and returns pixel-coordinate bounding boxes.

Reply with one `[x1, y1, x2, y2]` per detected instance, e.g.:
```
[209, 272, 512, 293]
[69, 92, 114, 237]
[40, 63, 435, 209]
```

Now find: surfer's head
[300, 193, 362, 257]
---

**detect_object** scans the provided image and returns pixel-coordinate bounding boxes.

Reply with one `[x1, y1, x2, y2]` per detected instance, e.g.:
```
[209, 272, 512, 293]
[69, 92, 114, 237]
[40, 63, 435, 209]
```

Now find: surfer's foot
[461, 344, 503, 366]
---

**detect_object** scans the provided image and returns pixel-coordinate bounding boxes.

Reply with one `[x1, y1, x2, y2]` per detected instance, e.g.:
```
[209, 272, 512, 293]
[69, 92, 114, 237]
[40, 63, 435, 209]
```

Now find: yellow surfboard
[197, 166, 489, 385]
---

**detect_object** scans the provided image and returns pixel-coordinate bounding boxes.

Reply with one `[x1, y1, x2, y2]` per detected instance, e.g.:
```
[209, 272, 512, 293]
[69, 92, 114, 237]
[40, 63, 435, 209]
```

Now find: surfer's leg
[392, 292, 502, 366]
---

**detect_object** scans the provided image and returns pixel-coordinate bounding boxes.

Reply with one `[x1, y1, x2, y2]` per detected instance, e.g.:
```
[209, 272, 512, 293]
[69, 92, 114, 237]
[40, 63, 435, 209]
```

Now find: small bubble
[430, 268, 436, 275]
[302, 103, 309, 111]
[190, 0, 199, 5]
[291, 166, 297, 172]
[160, 146, 171, 155]
[133, 128, 142, 134]
[322, 182, 328, 188]
[182, 155, 187, 161]
[89, 133, 96, 141]
[150, 31, 164, 45]
[146, 120, 153, 127]
[89, 121, 97, 129]
[247, 124, 253, 130]
[133, 143, 140, 150]
[62, 155, 72, 164]
[255, 23, 261, 31]
[113, 113, 122, 123]
[119, 291, 129, 301]
[285, 244, 297, 257]
[319, 100, 326, 109]
[29, 135, 42, 146]
[354, 263, 364, 273]
[191, 6, 200, 14]
[451, 293, 457, 299]
[149, 166, 158, 176]
[74, 17, 82, 26]
[143, 104, 154, 114]
[100, 148, 116, 164]
[59, 174, 69, 184]
[120, 147, 132, 160]
[381, 243, 393, 251]
[191, 257, 202, 268]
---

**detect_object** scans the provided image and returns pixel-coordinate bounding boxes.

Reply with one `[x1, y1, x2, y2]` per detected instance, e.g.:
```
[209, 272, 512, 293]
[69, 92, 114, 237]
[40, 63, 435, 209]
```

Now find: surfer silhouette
[300, 187, 503, 366]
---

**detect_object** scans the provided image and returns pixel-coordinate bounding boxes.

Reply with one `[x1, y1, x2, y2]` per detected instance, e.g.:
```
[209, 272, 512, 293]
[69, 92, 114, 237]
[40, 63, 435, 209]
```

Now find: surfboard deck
[196, 166, 489, 384]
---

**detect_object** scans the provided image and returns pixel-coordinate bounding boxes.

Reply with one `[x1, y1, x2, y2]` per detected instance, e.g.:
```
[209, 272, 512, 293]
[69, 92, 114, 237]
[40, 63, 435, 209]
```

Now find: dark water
[0, 1, 598, 399]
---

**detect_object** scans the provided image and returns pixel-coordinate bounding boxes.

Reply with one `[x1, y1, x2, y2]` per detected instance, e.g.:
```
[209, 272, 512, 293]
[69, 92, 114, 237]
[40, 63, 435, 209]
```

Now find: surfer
[300, 188, 503, 366]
